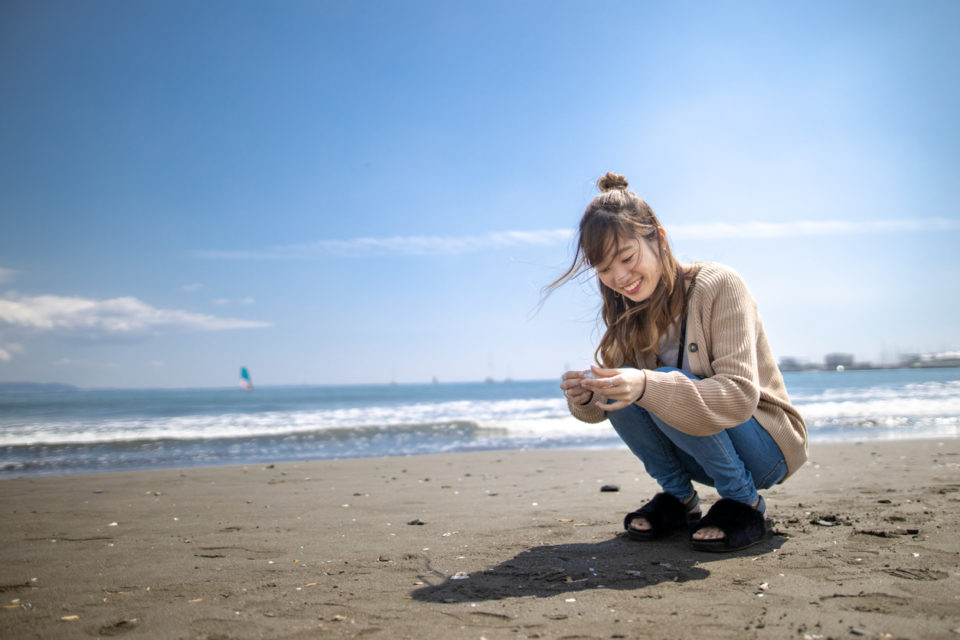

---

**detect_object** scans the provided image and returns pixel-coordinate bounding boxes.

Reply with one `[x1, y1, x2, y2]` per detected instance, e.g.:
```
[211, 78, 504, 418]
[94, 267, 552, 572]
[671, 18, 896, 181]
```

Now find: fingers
[561, 370, 599, 405]
[590, 365, 620, 377]
[562, 368, 630, 406]
[560, 370, 584, 390]
[581, 374, 619, 394]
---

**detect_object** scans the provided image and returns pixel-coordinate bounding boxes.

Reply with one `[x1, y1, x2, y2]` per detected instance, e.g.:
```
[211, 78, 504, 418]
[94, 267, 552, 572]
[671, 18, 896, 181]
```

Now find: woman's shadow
[411, 532, 784, 603]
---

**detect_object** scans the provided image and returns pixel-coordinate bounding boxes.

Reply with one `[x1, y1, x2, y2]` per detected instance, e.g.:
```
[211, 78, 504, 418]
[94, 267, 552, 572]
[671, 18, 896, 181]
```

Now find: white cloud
[212, 297, 256, 306]
[181, 283, 204, 292]
[194, 218, 956, 260]
[0, 343, 24, 361]
[0, 293, 272, 336]
[54, 358, 116, 368]
[0, 267, 17, 284]
[196, 229, 576, 260]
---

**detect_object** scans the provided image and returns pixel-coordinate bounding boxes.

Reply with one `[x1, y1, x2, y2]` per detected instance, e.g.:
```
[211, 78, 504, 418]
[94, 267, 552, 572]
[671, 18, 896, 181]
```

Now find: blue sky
[1, 0, 958, 388]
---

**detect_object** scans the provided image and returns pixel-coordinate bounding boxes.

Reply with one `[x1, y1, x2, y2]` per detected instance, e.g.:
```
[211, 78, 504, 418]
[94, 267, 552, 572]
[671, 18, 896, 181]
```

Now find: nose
[611, 262, 631, 284]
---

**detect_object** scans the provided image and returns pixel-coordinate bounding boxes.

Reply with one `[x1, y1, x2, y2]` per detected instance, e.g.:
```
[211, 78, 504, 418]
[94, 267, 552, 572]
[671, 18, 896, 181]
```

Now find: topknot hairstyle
[596, 172, 629, 193]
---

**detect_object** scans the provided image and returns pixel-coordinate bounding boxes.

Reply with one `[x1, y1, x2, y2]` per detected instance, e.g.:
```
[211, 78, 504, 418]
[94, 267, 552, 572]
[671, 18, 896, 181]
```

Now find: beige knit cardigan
[568, 262, 808, 479]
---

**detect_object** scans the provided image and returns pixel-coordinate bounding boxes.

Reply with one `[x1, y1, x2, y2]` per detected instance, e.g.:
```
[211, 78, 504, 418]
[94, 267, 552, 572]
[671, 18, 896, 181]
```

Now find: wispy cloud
[181, 283, 204, 293]
[54, 357, 117, 369]
[0, 343, 23, 362]
[196, 229, 576, 260]
[212, 297, 255, 306]
[195, 218, 956, 260]
[0, 294, 272, 337]
[0, 267, 17, 284]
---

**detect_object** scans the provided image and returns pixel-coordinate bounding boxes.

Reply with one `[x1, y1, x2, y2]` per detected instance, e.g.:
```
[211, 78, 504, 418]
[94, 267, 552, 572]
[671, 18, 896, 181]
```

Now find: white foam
[0, 397, 578, 446]
[4, 377, 959, 447]
[798, 396, 960, 421]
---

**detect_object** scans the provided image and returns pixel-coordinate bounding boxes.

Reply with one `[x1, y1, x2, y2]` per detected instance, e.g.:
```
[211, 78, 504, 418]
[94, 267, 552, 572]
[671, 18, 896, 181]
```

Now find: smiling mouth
[623, 279, 642, 295]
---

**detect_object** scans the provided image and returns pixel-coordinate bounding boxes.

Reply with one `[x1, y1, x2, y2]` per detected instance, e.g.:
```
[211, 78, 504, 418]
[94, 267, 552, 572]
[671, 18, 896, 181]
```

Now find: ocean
[2, 368, 958, 478]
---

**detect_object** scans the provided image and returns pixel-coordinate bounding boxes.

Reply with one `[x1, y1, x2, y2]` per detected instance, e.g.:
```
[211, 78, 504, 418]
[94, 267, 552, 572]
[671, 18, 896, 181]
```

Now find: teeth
[623, 280, 641, 293]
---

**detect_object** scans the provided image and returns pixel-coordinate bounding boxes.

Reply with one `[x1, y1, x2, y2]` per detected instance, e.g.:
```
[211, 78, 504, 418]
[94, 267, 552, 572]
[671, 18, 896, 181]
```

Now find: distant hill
[0, 382, 79, 394]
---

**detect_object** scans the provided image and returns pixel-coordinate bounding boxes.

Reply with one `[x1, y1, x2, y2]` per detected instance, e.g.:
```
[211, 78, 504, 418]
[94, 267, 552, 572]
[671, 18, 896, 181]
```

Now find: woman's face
[594, 234, 663, 303]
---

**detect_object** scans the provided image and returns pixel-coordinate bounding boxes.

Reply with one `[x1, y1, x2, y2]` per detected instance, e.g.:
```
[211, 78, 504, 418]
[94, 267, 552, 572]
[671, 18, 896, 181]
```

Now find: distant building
[824, 353, 855, 371]
[778, 357, 814, 372]
[901, 351, 960, 368]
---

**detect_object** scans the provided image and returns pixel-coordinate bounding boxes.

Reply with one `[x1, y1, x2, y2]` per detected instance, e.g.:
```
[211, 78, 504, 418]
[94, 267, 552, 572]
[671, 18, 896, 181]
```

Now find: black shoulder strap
[675, 272, 698, 369]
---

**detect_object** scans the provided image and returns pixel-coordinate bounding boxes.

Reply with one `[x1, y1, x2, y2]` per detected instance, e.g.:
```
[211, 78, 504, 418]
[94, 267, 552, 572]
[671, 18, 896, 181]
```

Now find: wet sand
[1, 439, 959, 639]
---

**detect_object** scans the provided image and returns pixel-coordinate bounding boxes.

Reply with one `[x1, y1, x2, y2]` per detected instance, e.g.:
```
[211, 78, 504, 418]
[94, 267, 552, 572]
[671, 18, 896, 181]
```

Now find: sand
[1, 439, 959, 640]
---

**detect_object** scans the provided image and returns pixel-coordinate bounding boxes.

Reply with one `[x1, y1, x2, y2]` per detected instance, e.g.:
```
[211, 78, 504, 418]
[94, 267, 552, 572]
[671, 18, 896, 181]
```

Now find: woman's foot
[690, 497, 760, 541]
[689, 497, 772, 552]
[627, 492, 700, 535]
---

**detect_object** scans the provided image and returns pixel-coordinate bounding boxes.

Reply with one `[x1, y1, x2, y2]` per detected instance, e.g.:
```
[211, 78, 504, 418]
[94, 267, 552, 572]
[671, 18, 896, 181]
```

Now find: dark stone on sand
[600, 484, 620, 492]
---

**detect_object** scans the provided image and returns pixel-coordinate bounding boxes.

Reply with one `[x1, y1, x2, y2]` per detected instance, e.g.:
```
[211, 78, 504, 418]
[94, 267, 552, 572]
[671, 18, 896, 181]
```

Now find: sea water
[1, 368, 958, 477]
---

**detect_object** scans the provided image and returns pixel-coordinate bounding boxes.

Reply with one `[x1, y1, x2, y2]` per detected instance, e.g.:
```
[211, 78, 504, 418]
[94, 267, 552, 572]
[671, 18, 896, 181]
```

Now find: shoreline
[2, 439, 959, 639]
[4, 433, 959, 481]
[0, 430, 960, 482]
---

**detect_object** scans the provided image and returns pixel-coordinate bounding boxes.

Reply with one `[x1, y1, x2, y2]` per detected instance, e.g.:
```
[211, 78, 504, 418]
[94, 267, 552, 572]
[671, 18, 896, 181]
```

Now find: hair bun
[596, 172, 629, 193]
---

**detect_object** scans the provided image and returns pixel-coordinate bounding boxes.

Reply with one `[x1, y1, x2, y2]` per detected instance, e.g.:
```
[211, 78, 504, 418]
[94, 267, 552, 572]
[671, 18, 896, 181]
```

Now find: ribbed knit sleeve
[566, 394, 608, 424]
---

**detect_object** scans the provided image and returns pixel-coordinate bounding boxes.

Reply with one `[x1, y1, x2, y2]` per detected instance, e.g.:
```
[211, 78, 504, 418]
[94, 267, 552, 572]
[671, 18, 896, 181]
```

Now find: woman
[553, 172, 807, 552]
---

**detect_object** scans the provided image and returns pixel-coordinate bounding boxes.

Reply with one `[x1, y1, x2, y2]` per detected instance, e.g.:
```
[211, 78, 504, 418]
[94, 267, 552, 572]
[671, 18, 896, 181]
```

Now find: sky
[1, 0, 958, 388]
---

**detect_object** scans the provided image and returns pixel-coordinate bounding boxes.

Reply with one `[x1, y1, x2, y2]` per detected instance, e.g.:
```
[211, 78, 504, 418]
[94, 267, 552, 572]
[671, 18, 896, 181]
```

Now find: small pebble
[600, 484, 620, 492]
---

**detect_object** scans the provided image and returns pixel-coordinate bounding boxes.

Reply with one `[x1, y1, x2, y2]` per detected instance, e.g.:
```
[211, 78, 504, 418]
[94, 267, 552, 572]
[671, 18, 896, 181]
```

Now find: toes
[629, 517, 652, 532]
[692, 526, 726, 541]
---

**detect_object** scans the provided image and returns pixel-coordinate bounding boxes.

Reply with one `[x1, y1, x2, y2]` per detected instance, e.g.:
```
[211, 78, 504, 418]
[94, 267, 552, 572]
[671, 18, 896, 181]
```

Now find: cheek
[642, 255, 662, 279]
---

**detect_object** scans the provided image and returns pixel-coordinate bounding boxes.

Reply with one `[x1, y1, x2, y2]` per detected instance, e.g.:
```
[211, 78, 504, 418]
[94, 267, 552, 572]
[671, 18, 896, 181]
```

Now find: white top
[657, 315, 691, 372]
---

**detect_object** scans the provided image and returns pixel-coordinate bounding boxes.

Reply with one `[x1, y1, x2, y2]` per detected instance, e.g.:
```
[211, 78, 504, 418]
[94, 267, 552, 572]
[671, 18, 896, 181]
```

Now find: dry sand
[1, 439, 959, 639]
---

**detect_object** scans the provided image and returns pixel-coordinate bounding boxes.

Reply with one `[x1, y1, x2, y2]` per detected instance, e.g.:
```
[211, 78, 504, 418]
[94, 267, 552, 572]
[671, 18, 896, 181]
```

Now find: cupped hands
[578, 366, 647, 411]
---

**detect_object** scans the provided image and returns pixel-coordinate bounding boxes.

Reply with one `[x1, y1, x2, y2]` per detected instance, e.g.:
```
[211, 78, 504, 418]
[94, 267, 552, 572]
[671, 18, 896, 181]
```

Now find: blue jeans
[607, 367, 787, 506]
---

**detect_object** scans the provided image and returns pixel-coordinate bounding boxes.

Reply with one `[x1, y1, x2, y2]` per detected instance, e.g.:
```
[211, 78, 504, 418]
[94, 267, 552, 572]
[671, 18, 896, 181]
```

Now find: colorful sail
[239, 367, 253, 391]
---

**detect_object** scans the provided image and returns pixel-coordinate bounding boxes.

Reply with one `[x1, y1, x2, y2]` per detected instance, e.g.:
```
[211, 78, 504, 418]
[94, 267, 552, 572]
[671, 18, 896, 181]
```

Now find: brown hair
[548, 172, 695, 368]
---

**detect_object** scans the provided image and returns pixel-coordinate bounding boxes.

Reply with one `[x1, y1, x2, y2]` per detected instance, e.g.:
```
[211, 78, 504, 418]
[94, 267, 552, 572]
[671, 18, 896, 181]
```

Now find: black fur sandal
[623, 492, 701, 541]
[690, 497, 772, 552]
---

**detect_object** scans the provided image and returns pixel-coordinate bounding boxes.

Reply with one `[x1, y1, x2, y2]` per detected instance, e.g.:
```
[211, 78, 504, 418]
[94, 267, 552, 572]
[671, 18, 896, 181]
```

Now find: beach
[1, 439, 959, 639]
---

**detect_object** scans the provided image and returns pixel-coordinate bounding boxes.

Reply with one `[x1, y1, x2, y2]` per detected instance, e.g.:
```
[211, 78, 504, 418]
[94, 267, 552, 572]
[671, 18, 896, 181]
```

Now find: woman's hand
[560, 370, 594, 406]
[580, 366, 647, 411]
